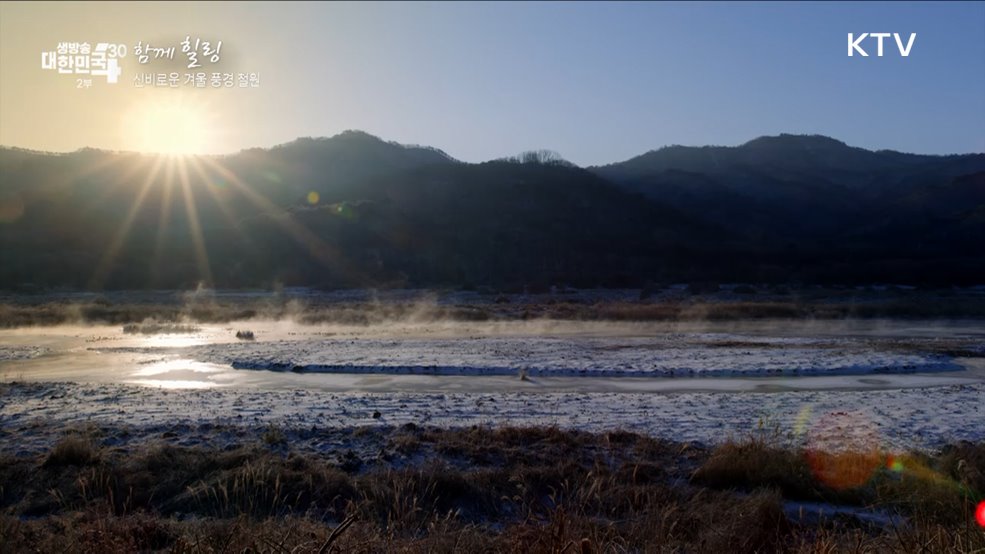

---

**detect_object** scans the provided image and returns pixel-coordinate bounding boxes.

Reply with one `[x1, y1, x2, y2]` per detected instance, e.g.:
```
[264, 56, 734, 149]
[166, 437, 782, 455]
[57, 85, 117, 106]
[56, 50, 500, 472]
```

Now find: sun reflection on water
[128, 379, 218, 389]
[128, 358, 228, 389]
[136, 334, 208, 348]
[133, 358, 224, 377]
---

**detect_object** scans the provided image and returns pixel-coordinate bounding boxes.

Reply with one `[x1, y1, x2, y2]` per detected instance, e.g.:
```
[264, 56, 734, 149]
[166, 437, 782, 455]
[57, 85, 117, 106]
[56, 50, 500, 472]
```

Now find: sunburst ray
[197, 156, 363, 283]
[88, 155, 165, 288]
[177, 156, 213, 286]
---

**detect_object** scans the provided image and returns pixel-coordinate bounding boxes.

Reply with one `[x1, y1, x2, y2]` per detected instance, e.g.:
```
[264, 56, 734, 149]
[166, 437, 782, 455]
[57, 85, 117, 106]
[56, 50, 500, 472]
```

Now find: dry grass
[1, 426, 983, 553]
[42, 435, 102, 468]
[693, 439, 818, 498]
[261, 424, 286, 446]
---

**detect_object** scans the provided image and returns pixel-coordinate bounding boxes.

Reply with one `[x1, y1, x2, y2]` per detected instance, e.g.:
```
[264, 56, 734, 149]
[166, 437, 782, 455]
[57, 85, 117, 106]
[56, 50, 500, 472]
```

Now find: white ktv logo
[848, 33, 916, 57]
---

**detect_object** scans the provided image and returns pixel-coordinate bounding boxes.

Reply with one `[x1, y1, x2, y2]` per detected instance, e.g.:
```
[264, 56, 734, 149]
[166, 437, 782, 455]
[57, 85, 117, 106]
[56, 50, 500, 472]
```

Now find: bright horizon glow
[1, 2, 983, 164]
[123, 98, 214, 156]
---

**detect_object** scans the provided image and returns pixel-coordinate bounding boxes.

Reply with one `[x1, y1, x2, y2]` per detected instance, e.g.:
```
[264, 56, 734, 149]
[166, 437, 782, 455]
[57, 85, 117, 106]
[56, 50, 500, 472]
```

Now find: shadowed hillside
[0, 132, 982, 290]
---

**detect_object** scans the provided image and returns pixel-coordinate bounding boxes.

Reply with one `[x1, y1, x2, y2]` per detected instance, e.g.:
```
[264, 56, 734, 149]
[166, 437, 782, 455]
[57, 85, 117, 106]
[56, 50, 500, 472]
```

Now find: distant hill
[235, 160, 713, 288]
[590, 135, 985, 278]
[223, 130, 458, 207]
[0, 132, 982, 290]
[592, 134, 970, 177]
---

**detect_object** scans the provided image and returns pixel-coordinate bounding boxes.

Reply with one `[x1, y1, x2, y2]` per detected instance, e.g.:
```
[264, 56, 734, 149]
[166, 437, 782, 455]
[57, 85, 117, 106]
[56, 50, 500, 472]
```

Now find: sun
[123, 98, 213, 155]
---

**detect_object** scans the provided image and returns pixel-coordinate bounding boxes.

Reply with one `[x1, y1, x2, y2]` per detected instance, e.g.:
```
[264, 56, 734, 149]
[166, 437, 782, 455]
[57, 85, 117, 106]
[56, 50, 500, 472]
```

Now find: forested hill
[1, 131, 982, 290]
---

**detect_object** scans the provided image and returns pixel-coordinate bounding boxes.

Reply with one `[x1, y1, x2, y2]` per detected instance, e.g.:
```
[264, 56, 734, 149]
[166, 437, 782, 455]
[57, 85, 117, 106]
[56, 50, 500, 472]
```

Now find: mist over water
[2, 304, 982, 393]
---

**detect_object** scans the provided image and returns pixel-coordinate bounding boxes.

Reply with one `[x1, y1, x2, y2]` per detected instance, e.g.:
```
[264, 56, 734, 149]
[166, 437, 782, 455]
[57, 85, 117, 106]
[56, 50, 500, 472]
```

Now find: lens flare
[0, 194, 25, 223]
[806, 449, 882, 490]
[307, 191, 320, 204]
[793, 405, 813, 437]
[976, 501, 985, 528]
[803, 410, 883, 490]
[886, 456, 905, 473]
[331, 201, 358, 220]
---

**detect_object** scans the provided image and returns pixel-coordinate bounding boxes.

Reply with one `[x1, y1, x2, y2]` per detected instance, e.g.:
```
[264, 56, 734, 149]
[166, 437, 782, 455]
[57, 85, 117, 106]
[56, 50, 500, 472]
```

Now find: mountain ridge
[2, 131, 982, 165]
[1, 131, 982, 289]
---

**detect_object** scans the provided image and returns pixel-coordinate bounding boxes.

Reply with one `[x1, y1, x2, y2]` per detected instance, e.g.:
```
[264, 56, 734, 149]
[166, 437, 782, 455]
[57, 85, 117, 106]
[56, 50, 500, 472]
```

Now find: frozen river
[1, 319, 983, 453]
[1, 319, 982, 392]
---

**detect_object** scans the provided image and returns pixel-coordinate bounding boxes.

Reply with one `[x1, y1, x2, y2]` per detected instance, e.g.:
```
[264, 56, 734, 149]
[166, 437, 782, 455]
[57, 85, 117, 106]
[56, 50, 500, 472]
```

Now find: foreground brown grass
[1, 426, 983, 552]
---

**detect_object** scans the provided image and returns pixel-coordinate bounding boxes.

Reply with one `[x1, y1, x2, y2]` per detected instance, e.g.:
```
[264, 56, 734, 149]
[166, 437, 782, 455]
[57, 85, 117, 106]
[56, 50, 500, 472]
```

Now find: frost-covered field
[1, 318, 983, 454]
[2, 379, 983, 456]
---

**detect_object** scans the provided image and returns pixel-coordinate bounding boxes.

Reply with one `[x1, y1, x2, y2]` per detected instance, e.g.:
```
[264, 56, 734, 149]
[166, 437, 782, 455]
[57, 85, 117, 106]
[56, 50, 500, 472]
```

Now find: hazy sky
[1, 1, 983, 164]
